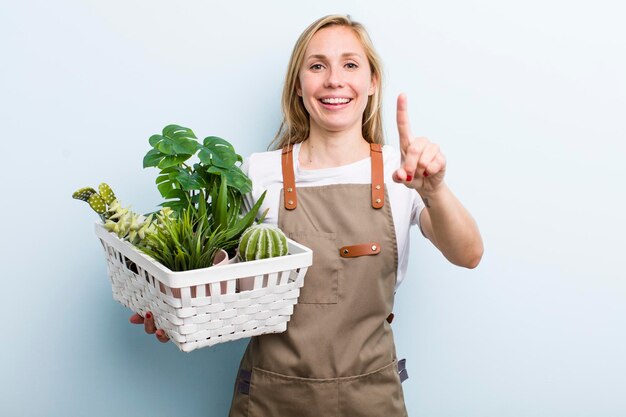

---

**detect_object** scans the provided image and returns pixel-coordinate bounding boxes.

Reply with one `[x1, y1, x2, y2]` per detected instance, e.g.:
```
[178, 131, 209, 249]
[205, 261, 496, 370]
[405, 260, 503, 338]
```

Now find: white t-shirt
[241, 142, 425, 289]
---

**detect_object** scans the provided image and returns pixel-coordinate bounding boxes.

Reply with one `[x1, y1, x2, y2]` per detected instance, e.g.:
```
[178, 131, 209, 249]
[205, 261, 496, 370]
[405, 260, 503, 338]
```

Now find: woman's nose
[324, 67, 345, 89]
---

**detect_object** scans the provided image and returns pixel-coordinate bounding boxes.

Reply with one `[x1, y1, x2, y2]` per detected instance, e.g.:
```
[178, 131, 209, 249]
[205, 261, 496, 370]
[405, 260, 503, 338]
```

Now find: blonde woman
[135, 14, 483, 416]
[228, 15, 483, 416]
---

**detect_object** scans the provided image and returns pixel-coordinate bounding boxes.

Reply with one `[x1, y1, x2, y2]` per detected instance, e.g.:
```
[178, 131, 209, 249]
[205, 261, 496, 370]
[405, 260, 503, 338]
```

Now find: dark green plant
[143, 124, 266, 252]
[136, 200, 236, 272]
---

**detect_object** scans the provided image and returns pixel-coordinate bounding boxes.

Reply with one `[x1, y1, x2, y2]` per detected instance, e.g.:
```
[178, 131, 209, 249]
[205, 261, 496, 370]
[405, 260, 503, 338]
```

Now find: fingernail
[156, 330, 168, 343]
[145, 312, 152, 319]
[406, 175, 412, 182]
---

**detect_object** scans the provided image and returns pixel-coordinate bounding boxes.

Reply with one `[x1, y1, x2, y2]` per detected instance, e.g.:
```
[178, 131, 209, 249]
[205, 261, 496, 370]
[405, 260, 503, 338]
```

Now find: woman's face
[297, 25, 377, 136]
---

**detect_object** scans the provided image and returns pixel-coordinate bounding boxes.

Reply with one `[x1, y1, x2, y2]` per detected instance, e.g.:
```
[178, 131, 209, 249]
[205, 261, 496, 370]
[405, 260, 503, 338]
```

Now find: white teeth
[321, 97, 351, 104]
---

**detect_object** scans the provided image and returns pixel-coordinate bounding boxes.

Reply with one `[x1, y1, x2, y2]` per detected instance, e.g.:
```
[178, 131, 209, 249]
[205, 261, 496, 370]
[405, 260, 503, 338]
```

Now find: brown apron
[229, 143, 408, 417]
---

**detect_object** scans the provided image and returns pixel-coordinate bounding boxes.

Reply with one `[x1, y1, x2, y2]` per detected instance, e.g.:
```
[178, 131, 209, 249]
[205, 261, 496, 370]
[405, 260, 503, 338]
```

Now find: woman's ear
[296, 80, 302, 97]
[368, 74, 378, 96]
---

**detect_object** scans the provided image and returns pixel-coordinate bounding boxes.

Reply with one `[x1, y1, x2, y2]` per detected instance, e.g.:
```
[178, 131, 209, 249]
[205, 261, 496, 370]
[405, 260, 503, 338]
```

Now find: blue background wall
[2, 0, 625, 416]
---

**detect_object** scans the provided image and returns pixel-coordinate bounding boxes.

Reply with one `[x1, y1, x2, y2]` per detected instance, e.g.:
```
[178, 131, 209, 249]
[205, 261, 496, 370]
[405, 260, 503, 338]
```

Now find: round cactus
[238, 224, 288, 261]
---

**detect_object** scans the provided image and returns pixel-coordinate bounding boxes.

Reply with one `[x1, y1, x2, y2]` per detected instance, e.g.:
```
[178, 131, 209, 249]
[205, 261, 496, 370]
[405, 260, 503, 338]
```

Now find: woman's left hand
[392, 93, 447, 195]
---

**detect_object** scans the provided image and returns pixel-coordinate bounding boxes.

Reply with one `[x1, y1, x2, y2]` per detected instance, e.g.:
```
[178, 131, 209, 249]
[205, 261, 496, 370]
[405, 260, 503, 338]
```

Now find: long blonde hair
[269, 15, 384, 150]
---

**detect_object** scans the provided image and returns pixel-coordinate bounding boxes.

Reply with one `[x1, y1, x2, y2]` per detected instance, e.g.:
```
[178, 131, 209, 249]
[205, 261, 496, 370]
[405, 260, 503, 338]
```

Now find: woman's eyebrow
[305, 52, 363, 60]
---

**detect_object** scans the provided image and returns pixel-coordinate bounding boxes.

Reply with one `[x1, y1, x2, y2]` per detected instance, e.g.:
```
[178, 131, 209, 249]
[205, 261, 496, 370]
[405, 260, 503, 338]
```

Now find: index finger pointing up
[396, 93, 413, 148]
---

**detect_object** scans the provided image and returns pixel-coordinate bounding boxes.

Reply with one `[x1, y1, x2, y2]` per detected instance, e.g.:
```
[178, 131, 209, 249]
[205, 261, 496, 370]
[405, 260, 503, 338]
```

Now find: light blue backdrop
[2, 0, 625, 416]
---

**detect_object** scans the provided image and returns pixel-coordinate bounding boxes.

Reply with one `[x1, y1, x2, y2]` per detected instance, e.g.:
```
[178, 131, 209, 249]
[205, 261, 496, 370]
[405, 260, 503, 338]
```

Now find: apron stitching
[251, 359, 397, 383]
[382, 186, 400, 288]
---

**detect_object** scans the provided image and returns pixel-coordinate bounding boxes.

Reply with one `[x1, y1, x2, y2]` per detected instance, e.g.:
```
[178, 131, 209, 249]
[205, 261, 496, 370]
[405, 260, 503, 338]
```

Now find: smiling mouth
[320, 98, 352, 105]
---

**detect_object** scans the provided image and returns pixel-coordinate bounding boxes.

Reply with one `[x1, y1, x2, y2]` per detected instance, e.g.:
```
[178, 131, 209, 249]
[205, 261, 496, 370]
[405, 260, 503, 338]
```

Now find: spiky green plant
[73, 183, 154, 244]
[136, 202, 236, 272]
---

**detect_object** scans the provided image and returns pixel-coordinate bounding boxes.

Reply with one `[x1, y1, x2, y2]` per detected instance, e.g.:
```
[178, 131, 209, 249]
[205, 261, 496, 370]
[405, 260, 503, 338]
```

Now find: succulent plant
[88, 194, 107, 214]
[98, 183, 116, 204]
[72, 187, 97, 202]
[103, 208, 155, 245]
[73, 182, 155, 244]
[238, 223, 288, 262]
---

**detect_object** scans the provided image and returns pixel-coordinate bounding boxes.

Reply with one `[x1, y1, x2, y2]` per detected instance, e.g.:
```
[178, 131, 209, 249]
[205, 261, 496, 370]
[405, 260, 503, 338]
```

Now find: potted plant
[74, 124, 312, 352]
[142, 124, 267, 258]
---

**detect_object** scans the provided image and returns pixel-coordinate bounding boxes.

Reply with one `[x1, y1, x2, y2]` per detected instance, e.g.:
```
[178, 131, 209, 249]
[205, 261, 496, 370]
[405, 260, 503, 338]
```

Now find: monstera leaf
[198, 136, 239, 169]
[143, 125, 200, 169]
[143, 124, 263, 250]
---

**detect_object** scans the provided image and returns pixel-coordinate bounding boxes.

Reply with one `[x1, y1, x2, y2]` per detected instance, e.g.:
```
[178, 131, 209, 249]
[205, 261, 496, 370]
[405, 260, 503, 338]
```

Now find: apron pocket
[288, 231, 339, 304]
[249, 367, 338, 417]
[338, 360, 408, 417]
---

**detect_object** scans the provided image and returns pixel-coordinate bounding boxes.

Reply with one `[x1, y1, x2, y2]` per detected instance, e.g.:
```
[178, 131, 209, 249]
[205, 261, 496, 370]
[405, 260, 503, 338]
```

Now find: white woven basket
[94, 222, 312, 352]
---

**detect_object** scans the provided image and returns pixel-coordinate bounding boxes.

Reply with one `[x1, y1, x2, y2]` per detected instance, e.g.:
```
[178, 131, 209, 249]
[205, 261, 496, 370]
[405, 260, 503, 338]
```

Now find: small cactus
[238, 223, 288, 261]
[73, 182, 155, 245]
[72, 187, 97, 202]
[98, 183, 116, 204]
[88, 194, 107, 214]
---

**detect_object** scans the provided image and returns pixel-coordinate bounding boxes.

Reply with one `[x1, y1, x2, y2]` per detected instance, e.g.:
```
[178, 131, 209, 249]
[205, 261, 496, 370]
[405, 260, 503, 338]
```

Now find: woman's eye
[310, 64, 324, 70]
[346, 62, 358, 69]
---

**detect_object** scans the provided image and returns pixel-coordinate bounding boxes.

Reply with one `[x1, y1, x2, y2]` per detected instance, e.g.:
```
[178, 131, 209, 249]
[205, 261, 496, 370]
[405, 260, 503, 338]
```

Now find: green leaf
[257, 207, 269, 223]
[204, 165, 251, 194]
[214, 176, 229, 232]
[143, 148, 164, 168]
[223, 166, 252, 194]
[157, 154, 193, 169]
[156, 173, 176, 197]
[159, 200, 185, 211]
[149, 134, 162, 147]
[198, 136, 238, 168]
[227, 195, 241, 225]
[205, 165, 227, 175]
[148, 125, 200, 156]
[157, 139, 175, 155]
[174, 169, 203, 190]
[155, 173, 169, 186]
[156, 180, 175, 198]
[197, 189, 208, 229]
[160, 188, 191, 217]
[224, 190, 266, 241]
[166, 188, 189, 202]
[162, 125, 201, 154]
[193, 171, 209, 190]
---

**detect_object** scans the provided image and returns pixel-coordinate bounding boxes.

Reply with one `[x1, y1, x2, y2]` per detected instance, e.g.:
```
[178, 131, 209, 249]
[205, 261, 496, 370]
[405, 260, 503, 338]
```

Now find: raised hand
[129, 312, 170, 343]
[392, 93, 446, 194]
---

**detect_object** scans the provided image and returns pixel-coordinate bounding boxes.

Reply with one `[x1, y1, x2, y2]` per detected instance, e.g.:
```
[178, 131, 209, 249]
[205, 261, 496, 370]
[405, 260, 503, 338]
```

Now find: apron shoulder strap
[280, 142, 385, 210]
[281, 144, 297, 210]
[370, 143, 385, 209]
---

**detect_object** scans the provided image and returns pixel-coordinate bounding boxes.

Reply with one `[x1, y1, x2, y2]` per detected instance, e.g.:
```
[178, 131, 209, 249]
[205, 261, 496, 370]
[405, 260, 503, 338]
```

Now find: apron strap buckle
[397, 358, 409, 383]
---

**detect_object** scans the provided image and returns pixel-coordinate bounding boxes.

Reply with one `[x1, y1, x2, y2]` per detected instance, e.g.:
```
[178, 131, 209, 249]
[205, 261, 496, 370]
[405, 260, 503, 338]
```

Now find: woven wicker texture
[96, 223, 311, 352]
